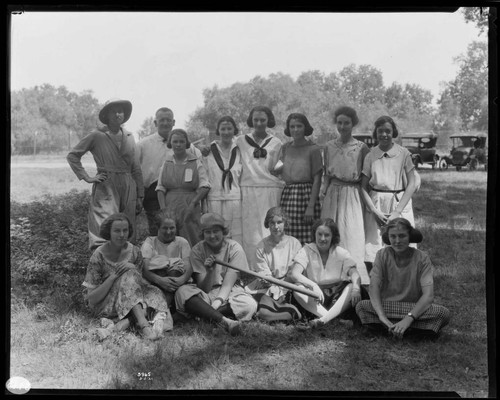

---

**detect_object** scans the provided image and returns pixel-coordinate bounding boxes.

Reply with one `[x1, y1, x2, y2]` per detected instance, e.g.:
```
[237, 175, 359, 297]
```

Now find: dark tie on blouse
[245, 135, 273, 159]
[211, 143, 237, 191]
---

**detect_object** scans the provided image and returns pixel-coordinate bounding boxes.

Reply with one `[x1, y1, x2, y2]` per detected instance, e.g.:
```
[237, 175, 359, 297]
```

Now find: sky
[10, 9, 484, 135]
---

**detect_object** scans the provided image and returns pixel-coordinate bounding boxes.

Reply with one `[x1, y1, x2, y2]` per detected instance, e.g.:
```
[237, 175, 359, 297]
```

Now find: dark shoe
[221, 317, 241, 336]
[309, 319, 325, 329]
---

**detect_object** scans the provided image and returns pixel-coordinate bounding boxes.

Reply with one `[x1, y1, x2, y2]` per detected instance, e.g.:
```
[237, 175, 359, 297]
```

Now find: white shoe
[152, 311, 174, 336]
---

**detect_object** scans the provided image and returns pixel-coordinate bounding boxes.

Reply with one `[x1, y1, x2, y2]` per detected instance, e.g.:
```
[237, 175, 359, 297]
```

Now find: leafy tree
[339, 64, 385, 105]
[137, 116, 156, 140]
[462, 7, 490, 36]
[447, 41, 488, 131]
[10, 84, 101, 154]
[186, 65, 438, 146]
[435, 87, 463, 149]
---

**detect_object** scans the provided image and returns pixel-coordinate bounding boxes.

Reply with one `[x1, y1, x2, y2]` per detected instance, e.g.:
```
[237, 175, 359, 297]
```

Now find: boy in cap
[174, 213, 258, 335]
[67, 98, 144, 249]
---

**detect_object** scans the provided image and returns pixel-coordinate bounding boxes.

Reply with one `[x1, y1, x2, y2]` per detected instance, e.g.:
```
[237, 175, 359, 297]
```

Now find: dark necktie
[245, 135, 273, 159]
[211, 143, 237, 191]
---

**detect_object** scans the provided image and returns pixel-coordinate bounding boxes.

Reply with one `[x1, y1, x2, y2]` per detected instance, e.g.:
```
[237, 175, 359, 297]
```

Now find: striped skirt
[280, 183, 321, 245]
[355, 300, 451, 334]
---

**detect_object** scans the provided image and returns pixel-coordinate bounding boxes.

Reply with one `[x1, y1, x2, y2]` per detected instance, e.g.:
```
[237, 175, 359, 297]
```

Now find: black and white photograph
[7, 5, 495, 396]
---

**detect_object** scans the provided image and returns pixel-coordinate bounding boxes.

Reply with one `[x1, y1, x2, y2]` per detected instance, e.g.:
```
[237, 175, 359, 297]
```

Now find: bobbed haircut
[167, 129, 191, 149]
[284, 113, 314, 137]
[153, 210, 178, 230]
[311, 218, 341, 248]
[246, 106, 276, 128]
[263, 206, 290, 229]
[381, 217, 423, 245]
[216, 116, 239, 136]
[334, 106, 359, 127]
[372, 115, 399, 139]
[100, 213, 133, 240]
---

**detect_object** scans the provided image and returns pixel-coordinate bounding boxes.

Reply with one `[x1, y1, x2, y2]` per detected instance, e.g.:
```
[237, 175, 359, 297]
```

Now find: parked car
[353, 133, 377, 148]
[445, 132, 488, 171]
[401, 132, 444, 169]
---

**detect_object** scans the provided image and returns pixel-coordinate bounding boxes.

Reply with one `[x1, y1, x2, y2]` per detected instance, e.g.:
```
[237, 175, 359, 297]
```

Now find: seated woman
[141, 211, 192, 317]
[355, 218, 451, 339]
[82, 213, 171, 341]
[174, 213, 258, 335]
[288, 218, 362, 328]
[245, 207, 303, 322]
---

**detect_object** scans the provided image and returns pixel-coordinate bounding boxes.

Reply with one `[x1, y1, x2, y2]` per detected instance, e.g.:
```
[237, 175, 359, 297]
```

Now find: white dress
[321, 138, 370, 284]
[362, 143, 416, 262]
[202, 141, 243, 245]
[236, 133, 284, 267]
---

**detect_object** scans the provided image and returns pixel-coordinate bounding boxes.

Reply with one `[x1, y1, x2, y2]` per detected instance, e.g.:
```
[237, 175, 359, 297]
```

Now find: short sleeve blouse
[370, 247, 433, 302]
[292, 243, 357, 286]
[362, 143, 414, 191]
[280, 141, 323, 184]
[324, 138, 369, 182]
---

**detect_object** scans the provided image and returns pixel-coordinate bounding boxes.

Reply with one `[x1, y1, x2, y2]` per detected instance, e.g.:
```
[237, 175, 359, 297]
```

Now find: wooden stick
[213, 259, 320, 299]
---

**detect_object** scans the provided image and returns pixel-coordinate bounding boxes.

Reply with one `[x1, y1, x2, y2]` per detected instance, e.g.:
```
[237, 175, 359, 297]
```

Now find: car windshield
[452, 137, 477, 148]
[402, 137, 435, 149]
[402, 138, 419, 147]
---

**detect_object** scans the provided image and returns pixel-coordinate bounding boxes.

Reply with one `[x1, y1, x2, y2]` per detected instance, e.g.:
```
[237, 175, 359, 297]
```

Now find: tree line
[10, 40, 487, 155]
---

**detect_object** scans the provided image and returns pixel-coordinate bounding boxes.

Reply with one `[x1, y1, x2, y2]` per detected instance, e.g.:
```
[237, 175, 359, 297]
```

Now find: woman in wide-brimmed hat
[355, 218, 451, 339]
[67, 98, 144, 249]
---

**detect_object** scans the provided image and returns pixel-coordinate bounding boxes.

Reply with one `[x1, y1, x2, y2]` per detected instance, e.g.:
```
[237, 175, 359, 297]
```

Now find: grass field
[8, 161, 492, 396]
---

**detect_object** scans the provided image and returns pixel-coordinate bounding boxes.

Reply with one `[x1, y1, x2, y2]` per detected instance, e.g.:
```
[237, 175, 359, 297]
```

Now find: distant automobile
[400, 132, 444, 170]
[353, 133, 377, 148]
[444, 132, 488, 171]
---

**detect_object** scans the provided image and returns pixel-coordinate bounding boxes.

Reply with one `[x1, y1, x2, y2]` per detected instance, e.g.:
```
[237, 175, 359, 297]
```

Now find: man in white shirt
[137, 107, 202, 235]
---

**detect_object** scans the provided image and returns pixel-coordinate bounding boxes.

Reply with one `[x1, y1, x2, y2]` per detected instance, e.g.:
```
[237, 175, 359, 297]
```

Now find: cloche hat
[200, 213, 228, 231]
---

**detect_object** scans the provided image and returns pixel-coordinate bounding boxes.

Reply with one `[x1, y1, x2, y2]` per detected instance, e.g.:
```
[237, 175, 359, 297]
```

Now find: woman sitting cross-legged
[355, 218, 451, 339]
[82, 213, 171, 341]
[141, 211, 192, 326]
[288, 218, 362, 328]
[174, 213, 258, 335]
[245, 207, 303, 323]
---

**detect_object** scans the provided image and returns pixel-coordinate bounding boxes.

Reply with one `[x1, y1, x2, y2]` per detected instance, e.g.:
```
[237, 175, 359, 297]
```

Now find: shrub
[10, 190, 92, 312]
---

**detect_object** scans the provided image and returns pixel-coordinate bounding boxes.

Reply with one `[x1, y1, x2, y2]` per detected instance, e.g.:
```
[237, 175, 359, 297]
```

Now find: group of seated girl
[83, 206, 450, 341]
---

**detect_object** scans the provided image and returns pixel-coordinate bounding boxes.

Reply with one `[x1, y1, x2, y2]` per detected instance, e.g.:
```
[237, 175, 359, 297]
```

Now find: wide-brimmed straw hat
[99, 98, 132, 125]
[200, 213, 228, 231]
[381, 217, 423, 245]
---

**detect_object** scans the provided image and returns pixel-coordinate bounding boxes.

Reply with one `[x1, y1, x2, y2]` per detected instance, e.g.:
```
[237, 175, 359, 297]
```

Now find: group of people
[68, 99, 451, 341]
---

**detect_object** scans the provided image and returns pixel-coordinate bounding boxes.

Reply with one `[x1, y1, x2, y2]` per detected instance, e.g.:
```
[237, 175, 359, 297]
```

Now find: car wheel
[438, 159, 448, 170]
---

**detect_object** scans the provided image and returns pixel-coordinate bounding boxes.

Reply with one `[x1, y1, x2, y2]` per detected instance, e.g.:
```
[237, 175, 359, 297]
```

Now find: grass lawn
[8, 166, 492, 395]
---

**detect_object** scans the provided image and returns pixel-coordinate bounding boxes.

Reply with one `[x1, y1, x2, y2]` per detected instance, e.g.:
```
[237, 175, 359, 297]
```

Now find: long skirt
[90, 269, 170, 321]
[280, 183, 321, 245]
[364, 191, 415, 263]
[241, 186, 283, 268]
[321, 181, 369, 284]
[207, 198, 243, 246]
[88, 172, 137, 250]
[355, 300, 451, 334]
